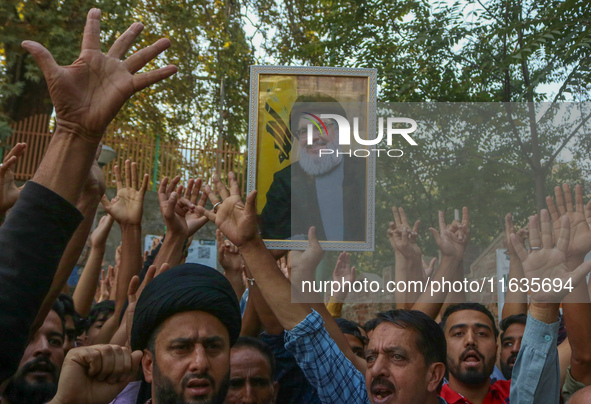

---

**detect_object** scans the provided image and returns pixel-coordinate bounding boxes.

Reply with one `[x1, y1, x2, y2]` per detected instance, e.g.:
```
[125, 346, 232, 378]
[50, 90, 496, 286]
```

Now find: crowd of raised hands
[2, 8, 591, 404]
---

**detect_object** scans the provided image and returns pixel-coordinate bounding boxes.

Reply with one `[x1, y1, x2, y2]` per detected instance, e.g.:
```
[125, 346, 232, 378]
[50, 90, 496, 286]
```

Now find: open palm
[22, 9, 176, 138]
[546, 184, 591, 262]
[101, 161, 148, 226]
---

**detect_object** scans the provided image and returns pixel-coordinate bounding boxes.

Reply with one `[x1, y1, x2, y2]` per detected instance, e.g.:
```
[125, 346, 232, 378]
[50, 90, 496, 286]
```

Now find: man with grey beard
[260, 94, 366, 242]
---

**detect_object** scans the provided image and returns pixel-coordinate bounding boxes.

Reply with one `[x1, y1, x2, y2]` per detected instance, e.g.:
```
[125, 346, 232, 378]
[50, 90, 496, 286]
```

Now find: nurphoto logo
[302, 113, 418, 158]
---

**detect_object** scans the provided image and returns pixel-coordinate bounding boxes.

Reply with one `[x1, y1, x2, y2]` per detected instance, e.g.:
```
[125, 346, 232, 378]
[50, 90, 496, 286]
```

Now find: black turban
[130, 264, 241, 351]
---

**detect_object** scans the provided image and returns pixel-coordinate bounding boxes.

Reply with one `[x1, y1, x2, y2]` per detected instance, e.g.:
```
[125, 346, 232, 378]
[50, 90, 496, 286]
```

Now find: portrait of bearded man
[259, 93, 367, 243]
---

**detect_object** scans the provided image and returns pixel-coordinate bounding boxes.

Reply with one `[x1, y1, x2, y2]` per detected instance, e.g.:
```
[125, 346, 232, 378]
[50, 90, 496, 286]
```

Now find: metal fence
[1, 114, 247, 193]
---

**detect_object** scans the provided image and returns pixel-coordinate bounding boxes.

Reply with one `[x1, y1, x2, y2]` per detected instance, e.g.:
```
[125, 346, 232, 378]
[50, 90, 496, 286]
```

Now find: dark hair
[47, 299, 67, 340]
[336, 318, 369, 346]
[232, 336, 276, 377]
[500, 314, 527, 339]
[363, 317, 380, 333]
[375, 310, 447, 367]
[440, 303, 499, 340]
[57, 293, 84, 336]
[85, 300, 115, 332]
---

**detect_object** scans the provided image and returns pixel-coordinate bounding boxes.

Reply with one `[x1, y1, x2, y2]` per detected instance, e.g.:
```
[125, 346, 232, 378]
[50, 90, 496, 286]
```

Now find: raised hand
[504, 213, 528, 256]
[47, 345, 142, 404]
[90, 215, 115, 248]
[101, 160, 148, 226]
[0, 142, 26, 215]
[421, 256, 437, 279]
[217, 229, 243, 274]
[290, 227, 325, 282]
[429, 207, 470, 259]
[332, 251, 356, 302]
[98, 268, 111, 303]
[180, 178, 209, 237]
[198, 172, 259, 247]
[387, 206, 421, 260]
[22, 9, 177, 139]
[511, 210, 591, 303]
[278, 255, 291, 280]
[158, 176, 190, 236]
[546, 184, 591, 265]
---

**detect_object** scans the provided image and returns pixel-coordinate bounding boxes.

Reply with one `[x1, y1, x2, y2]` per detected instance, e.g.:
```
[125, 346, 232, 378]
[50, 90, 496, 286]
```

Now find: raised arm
[0, 9, 176, 384]
[326, 252, 356, 318]
[388, 206, 423, 309]
[153, 176, 208, 269]
[0, 142, 26, 225]
[217, 229, 246, 300]
[510, 210, 591, 403]
[411, 208, 468, 318]
[24, 9, 176, 204]
[547, 184, 591, 389]
[199, 176, 367, 374]
[96, 160, 148, 343]
[73, 214, 115, 316]
[501, 213, 529, 319]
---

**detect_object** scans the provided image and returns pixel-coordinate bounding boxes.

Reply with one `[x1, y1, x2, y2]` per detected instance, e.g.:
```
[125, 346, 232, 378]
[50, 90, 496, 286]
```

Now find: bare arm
[23, 10, 176, 205]
[501, 213, 529, 319]
[199, 174, 367, 373]
[96, 161, 148, 344]
[73, 214, 114, 316]
[0, 9, 176, 384]
[547, 184, 591, 386]
[217, 229, 246, 300]
[411, 209, 468, 318]
[388, 207, 423, 309]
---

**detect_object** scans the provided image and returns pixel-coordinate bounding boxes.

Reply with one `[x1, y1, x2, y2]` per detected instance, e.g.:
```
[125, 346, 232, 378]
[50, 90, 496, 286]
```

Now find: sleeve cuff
[285, 310, 324, 342]
[525, 312, 559, 348]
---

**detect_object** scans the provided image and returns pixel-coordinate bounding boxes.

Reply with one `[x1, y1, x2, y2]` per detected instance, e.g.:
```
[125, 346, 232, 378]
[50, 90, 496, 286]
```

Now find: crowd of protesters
[1, 9, 591, 404]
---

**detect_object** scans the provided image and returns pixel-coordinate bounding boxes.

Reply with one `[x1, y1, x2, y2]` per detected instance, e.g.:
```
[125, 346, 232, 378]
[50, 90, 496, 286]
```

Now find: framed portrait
[247, 66, 377, 251]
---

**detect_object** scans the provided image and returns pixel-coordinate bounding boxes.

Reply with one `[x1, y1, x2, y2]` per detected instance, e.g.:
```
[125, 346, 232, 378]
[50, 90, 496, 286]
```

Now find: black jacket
[260, 157, 367, 241]
[0, 182, 82, 383]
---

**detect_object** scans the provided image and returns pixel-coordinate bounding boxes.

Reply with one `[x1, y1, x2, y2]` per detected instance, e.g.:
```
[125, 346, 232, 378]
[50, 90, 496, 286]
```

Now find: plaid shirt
[284, 310, 370, 404]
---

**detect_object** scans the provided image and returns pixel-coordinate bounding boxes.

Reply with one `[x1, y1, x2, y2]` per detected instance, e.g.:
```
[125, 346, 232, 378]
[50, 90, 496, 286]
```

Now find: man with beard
[224, 337, 279, 404]
[198, 177, 453, 404]
[439, 303, 511, 404]
[498, 314, 526, 381]
[260, 94, 366, 242]
[1, 302, 65, 404]
[130, 263, 241, 404]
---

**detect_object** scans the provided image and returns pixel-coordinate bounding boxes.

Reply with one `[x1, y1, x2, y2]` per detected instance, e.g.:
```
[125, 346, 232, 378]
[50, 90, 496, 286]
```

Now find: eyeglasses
[294, 120, 336, 140]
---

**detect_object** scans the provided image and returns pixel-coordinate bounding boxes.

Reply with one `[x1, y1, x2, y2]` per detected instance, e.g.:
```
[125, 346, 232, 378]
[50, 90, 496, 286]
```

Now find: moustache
[370, 376, 396, 392]
[21, 357, 59, 380]
[507, 353, 518, 366]
[182, 372, 215, 389]
[460, 347, 485, 362]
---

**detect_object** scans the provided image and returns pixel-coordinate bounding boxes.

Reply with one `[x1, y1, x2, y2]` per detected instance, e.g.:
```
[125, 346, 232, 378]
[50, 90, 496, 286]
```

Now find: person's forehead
[42, 310, 64, 335]
[446, 310, 494, 330]
[230, 347, 272, 377]
[64, 315, 75, 328]
[368, 322, 420, 353]
[19, 310, 63, 367]
[504, 323, 525, 338]
[95, 311, 112, 322]
[157, 310, 229, 342]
